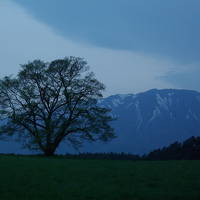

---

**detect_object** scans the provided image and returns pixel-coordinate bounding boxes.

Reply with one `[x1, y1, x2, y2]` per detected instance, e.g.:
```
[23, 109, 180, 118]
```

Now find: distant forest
[145, 136, 200, 160]
[64, 136, 200, 160]
[1, 136, 200, 160]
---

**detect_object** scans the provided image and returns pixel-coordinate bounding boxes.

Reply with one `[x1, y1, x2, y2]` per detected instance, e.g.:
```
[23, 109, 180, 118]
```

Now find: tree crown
[0, 57, 115, 155]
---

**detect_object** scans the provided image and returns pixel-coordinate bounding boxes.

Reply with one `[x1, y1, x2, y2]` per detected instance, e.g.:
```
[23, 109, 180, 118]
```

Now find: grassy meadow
[0, 156, 200, 200]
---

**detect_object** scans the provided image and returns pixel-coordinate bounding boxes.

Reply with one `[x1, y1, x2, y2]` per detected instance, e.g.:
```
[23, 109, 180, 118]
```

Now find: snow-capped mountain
[1, 89, 200, 155]
[83, 89, 200, 154]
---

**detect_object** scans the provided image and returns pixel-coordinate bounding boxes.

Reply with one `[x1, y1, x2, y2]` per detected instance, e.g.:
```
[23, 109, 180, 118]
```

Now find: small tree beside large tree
[0, 57, 115, 156]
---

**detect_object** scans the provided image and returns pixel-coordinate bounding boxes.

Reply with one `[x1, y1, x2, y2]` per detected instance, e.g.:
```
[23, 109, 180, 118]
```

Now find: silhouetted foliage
[63, 137, 200, 160]
[144, 136, 200, 160]
[0, 57, 115, 156]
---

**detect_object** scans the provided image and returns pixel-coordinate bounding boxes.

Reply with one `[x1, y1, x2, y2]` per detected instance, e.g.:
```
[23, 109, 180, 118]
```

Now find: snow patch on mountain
[117, 94, 133, 100]
[111, 98, 123, 107]
[167, 92, 175, 97]
[149, 107, 161, 122]
[156, 94, 169, 110]
[102, 94, 137, 108]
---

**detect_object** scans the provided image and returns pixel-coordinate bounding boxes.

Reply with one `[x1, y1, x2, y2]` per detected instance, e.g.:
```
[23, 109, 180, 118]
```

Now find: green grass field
[0, 156, 200, 200]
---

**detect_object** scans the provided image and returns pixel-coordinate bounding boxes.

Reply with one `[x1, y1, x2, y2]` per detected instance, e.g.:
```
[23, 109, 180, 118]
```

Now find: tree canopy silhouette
[0, 57, 115, 156]
[145, 136, 200, 160]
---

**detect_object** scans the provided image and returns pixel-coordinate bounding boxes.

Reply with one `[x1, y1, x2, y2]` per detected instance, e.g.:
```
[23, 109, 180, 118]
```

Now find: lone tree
[0, 57, 115, 156]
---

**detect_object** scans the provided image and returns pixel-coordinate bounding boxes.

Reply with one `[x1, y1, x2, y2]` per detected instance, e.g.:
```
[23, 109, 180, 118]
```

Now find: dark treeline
[144, 136, 200, 160]
[0, 152, 140, 161]
[1, 136, 200, 160]
[64, 152, 140, 160]
[64, 136, 200, 160]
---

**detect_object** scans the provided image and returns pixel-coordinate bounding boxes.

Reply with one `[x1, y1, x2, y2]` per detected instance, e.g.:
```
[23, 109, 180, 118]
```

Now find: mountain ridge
[92, 88, 200, 154]
[1, 88, 200, 155]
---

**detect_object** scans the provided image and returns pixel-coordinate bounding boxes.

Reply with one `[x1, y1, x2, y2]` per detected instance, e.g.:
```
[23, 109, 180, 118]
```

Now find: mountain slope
[1, 89, 200, 155]
[82, 89, 200, 154]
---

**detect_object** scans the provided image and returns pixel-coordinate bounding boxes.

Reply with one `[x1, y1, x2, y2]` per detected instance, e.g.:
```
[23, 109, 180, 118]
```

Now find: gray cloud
[0, 0, 180, 96]
[12, 0, 200, 63]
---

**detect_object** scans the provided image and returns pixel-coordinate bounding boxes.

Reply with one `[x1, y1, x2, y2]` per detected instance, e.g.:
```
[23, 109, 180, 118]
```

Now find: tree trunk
[43, 146, 56, 156]
[44, 151, 55, 156]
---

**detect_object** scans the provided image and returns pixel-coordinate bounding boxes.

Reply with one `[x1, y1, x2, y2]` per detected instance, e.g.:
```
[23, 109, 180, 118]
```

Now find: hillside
[1, 89, 200, 155]
[81, 89, 200, 154]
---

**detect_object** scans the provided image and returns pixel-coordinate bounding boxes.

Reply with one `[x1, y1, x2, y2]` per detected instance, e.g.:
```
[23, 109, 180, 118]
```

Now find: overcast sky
[0, 0, 200, 96]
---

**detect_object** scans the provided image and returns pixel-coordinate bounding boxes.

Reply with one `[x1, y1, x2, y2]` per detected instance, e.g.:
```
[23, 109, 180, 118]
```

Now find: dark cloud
[12, 0, 200, 63]
[0, 1, 175, 95]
